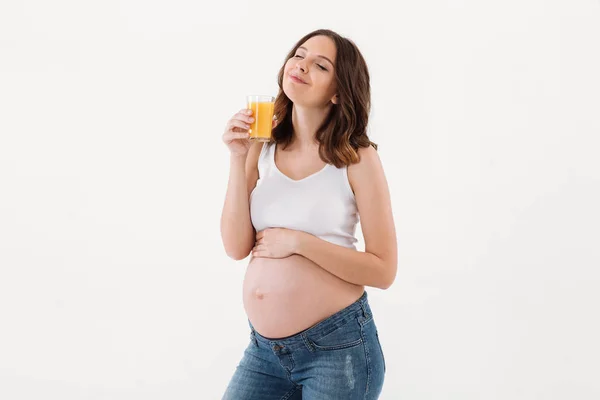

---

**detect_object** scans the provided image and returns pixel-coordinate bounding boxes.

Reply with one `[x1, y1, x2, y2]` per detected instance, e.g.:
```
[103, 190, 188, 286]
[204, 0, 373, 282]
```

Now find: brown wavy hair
[271, 29, 377, 168]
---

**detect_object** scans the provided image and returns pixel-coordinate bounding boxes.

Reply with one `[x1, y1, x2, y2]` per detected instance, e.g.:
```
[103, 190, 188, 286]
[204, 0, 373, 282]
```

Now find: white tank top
[250, 141, 359, 249]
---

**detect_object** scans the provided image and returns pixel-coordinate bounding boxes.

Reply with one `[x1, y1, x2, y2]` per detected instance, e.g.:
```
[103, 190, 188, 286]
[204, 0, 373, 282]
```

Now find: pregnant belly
[242, 254, 364, 339]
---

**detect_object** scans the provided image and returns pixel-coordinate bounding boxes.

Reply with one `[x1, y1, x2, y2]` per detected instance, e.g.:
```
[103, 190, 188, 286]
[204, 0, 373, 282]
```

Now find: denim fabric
[223, 291, 386, 399]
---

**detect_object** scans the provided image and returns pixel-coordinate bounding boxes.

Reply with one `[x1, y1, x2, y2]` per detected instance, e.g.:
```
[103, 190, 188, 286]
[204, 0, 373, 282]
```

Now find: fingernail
[246, 110, 252, 114]
[248, 117, 254, 122]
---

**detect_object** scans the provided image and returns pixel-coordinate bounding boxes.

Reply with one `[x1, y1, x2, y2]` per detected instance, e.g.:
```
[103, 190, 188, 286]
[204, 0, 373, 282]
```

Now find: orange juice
[247, 99, 275, 142]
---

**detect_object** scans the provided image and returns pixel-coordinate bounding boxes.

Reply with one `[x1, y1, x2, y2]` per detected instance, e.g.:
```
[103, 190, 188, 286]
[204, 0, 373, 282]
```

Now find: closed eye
[293, 55, 328, 71]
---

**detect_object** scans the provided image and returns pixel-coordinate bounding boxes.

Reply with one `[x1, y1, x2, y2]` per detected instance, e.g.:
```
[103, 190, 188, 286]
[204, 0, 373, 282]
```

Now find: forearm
[295, 232, 394, 290]
[220, 155, 254, 260]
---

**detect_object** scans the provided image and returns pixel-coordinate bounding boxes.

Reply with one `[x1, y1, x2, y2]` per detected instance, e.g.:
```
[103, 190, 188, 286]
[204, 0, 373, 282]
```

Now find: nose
[296, 60, 307, 73]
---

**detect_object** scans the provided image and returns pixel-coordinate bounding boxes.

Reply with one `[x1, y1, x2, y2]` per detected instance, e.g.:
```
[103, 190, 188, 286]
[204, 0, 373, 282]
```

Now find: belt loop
[250, 329, 259, 347]
[360, 297, 370, 319]
[301, 333, 315, 353]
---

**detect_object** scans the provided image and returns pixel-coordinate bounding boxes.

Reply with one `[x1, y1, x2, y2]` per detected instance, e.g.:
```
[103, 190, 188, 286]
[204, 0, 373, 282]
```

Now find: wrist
[230, 153, 248, 164]
[294, 230, 308, 255]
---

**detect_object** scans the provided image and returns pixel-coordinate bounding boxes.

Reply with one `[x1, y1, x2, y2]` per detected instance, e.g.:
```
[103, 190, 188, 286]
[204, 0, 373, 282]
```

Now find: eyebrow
[297, 46, 335, 67]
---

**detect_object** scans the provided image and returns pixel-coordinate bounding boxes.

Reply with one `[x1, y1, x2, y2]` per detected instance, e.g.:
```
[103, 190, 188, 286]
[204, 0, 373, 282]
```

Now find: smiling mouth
[290, 75, 307, 84]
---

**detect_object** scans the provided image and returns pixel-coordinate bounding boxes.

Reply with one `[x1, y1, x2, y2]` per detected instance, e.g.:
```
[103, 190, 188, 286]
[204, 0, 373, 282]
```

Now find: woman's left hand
[252, 228, 302, 259]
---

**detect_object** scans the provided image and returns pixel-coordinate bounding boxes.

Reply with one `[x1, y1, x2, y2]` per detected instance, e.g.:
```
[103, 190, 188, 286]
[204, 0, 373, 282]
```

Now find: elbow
[378, 278, 395, 290]
[378, 262, 397, 290]
[379, 280, 394, 290]
[221, 223, 254, 261]
[225, 243, 252, 261]
[221, 231, 253, 261]
[225, 250, 250, 261]
[377, 279, 392, 290]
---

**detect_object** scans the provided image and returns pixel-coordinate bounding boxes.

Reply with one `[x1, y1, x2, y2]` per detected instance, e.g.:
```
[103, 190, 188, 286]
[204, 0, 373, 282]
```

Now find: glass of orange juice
[246, 95, 275, 142]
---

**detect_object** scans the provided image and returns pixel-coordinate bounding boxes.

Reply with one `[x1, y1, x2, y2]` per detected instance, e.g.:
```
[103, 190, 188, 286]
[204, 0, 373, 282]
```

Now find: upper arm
[245, 141, 263, 200]
[348, 146, 398, 282]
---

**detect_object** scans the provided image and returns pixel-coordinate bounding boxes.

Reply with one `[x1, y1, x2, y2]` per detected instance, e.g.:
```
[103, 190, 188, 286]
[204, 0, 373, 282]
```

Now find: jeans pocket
[307, 316, 364, 351]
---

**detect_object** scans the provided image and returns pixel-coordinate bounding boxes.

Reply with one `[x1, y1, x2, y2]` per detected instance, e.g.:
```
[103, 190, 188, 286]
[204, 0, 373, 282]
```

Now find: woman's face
[282, 35, 338, 108]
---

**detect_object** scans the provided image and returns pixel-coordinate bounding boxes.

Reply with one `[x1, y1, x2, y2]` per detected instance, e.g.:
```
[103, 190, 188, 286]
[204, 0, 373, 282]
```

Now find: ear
[331, 94, 339, 104]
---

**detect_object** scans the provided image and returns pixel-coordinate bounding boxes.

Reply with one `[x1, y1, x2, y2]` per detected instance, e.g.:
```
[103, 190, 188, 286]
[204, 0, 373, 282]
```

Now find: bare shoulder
[347, 144, 385, 193]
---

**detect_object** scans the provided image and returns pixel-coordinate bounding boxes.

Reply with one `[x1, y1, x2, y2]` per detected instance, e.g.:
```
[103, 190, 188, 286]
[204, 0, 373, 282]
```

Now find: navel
[254, 288, 265, 300]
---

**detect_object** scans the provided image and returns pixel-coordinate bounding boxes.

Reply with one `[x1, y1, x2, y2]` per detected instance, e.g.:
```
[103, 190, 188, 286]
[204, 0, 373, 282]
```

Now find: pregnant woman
[220, 29, 397, 400]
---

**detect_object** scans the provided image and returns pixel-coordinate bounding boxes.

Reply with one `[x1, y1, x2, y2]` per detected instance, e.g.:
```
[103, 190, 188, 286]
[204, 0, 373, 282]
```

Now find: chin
[282, 83, 318, 108]
[282, 84, 301, 104]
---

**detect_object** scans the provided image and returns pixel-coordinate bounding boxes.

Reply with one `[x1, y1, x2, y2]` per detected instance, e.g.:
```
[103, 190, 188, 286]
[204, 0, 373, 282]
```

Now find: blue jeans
[223, 291, 386, 399]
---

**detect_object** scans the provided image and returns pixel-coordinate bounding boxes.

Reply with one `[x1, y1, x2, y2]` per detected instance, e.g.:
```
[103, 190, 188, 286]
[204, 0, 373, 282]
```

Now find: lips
[289, 73, 307, 84]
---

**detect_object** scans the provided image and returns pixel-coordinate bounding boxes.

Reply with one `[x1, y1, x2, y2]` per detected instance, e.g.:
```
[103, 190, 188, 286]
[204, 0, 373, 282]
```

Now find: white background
[1, 0, 599, 399]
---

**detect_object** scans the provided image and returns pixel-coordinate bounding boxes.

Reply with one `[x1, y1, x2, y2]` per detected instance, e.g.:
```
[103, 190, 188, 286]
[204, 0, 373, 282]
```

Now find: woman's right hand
[222, 109, 254, 157]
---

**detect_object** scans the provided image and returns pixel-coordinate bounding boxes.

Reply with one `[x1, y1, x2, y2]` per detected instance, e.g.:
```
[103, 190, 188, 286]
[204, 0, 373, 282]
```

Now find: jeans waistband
[248, 290, 371, 351]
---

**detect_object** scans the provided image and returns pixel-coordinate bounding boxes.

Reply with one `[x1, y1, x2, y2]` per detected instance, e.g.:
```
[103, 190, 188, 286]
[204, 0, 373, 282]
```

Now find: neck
[290, 103, 332, 149]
